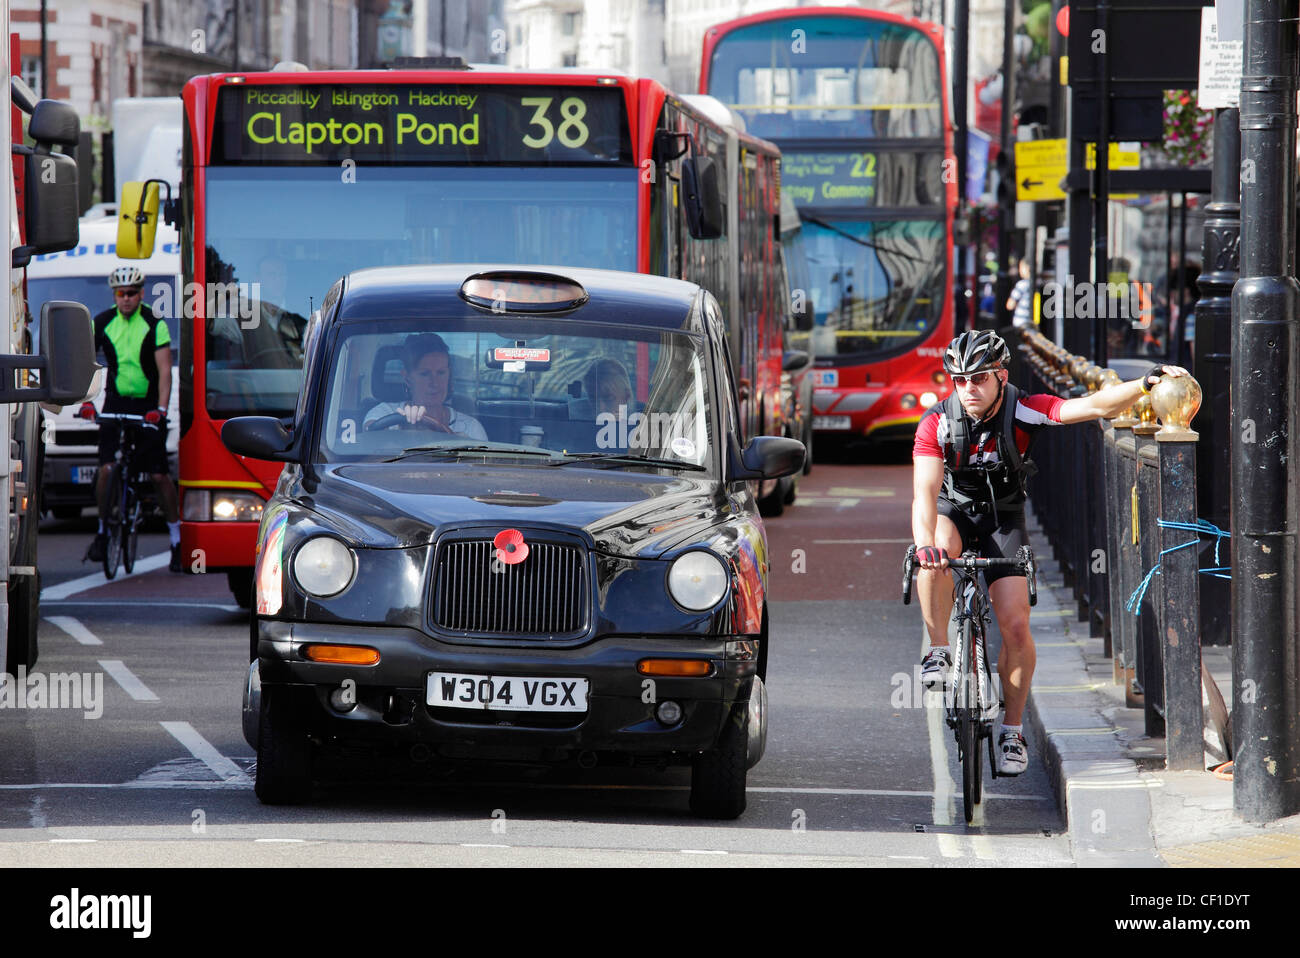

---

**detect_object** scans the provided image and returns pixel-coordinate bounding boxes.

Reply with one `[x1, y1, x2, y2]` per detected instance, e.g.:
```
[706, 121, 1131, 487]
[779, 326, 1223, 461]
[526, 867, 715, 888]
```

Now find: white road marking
[972, 834, 997, 860]
[41, 551, 171, 600]
[461, 843, 510, 849]
[681, 849, 728, 855]
[255, 838, 306, 843]
[160, 722, 249, 783]
[45, 616, 103, 646]
[811, 537, 915, 545]
[49, 838, 97, 843]
[99, 660, 159, 701]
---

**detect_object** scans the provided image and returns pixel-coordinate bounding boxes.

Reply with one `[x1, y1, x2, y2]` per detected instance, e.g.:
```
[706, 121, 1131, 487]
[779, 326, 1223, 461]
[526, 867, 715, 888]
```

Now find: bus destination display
[213, 84, 633, 165]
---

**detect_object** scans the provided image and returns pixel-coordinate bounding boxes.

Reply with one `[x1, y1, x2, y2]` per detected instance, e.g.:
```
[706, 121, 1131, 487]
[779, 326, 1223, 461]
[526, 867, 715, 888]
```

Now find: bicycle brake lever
[902, 545, 916, 605]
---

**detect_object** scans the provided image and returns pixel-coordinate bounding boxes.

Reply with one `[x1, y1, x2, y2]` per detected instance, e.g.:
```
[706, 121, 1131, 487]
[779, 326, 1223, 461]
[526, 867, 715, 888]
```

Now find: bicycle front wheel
[122, 489, 141, 574]
[103, 467, 123, 579]
[957, 618, 981, 823]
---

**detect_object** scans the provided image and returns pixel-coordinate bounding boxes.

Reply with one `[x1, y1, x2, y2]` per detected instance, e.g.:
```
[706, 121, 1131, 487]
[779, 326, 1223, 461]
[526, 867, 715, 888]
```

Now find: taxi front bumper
[247, 619, 762, 765]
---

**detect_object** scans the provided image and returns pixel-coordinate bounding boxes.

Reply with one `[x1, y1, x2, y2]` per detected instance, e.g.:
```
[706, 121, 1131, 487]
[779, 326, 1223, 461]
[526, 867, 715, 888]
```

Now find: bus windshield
[706, 16, 942, 140]
[789, 216, 946, 360]
[202, 165, 638, 417]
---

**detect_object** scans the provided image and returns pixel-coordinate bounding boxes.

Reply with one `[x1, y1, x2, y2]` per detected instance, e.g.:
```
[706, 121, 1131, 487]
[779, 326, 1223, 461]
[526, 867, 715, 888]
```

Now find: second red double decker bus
[701, 6, 957, 445]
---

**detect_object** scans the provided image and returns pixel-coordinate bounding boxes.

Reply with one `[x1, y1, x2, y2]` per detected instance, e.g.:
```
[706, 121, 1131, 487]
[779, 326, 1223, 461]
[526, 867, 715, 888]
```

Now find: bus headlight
[292, 537, 356, 598]
[212, 491, 265, 521]
[900, 393, 918, 409]
[667, 551, 729, 611]
[920, 391, 939, 408]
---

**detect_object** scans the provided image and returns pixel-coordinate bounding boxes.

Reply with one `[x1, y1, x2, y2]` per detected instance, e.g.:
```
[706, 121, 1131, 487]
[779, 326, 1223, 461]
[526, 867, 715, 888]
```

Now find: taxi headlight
[667, 551, 729, 611]
[292, 537, 356, 598]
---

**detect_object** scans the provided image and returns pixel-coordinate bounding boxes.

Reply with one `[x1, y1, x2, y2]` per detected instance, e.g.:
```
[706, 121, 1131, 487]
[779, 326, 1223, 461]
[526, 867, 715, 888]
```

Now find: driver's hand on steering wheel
[400, 404, 451, 432]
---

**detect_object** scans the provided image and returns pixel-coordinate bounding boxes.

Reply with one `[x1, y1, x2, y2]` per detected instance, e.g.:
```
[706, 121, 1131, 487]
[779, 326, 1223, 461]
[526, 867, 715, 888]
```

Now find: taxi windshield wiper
[384, 444, 561, 463]
[548, 453, 706, 471]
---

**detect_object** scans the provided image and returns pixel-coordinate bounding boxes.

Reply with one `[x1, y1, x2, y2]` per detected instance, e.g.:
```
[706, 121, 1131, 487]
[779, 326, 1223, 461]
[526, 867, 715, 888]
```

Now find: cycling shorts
[936, 497, 1028, 585]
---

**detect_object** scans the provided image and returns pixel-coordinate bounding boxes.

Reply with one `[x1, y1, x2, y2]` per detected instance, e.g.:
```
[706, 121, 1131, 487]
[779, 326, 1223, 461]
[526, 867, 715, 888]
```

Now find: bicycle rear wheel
[122, 488, 141, 574]
[102, 467, 123, 579]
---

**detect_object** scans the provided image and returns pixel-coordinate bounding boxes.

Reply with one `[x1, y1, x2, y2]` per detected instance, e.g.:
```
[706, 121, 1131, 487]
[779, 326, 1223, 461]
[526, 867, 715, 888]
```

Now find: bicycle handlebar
[901, 544, 1037, 607]
[94, 412, 160, 430]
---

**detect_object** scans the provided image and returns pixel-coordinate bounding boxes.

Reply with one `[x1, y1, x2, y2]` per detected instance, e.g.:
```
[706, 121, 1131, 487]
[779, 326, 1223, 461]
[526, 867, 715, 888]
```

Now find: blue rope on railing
[1125, 518, 1232, 614]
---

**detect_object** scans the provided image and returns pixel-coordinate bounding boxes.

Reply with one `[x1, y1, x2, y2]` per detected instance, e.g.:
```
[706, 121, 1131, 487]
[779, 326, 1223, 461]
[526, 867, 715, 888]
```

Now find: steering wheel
[363, 412, 452, 433]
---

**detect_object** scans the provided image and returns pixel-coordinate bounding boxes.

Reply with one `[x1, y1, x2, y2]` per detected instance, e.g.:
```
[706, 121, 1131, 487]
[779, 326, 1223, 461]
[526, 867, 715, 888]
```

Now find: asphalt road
[0, 453, 1070, 868]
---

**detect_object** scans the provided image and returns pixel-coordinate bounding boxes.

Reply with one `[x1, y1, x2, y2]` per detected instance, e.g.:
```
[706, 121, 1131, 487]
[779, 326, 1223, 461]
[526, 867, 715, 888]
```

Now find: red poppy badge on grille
[494, 528, 529, 565]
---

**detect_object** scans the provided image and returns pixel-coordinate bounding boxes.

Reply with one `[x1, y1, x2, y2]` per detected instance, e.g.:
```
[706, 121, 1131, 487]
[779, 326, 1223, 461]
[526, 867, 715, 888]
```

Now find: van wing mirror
[0, 302, 100, 405]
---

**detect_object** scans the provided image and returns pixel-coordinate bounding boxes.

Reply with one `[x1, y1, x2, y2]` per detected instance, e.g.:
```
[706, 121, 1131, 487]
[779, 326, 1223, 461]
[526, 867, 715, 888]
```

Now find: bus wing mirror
[39, 302, 100, 405]
[682, 156, 724, 240]
[117, 180, 161, 259]
[222, 417, 297, 463]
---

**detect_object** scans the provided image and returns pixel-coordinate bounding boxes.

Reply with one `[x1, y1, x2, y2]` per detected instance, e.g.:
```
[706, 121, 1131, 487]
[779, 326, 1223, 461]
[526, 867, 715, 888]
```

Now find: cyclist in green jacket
[84, 266, 182, 573]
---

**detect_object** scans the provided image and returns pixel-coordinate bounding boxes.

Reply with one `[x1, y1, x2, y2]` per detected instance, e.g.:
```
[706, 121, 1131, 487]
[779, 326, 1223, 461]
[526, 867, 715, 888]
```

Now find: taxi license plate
[427, 672, 589, 712]
[73, 466, 99, 484]
[813, 416, 851, 430]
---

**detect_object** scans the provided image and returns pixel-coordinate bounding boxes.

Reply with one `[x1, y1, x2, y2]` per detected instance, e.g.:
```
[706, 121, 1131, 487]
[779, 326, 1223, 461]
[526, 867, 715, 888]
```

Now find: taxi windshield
[316, 319, 714, 473]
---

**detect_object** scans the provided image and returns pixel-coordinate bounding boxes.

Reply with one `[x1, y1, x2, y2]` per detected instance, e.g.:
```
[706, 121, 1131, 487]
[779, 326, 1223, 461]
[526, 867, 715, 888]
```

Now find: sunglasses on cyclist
[114, 287, 143, 296]
[950, 371, 997, 387]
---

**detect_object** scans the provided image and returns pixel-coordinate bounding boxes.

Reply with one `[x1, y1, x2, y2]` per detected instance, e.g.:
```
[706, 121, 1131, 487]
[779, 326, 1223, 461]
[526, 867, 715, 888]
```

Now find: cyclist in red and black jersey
[911, 330, 1188, 774]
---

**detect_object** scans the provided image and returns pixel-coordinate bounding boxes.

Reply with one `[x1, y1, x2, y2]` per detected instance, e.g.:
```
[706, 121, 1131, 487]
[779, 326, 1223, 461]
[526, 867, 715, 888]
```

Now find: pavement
[1020, 509, 1300, 868]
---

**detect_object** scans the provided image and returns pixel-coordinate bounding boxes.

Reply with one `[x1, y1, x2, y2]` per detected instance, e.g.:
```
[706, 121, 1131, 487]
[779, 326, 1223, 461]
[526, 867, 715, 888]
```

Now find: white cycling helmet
[108, 265, 145, 288]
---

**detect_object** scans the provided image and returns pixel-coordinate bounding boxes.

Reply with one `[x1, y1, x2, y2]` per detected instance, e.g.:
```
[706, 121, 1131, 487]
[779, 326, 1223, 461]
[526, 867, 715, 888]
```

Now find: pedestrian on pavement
[1006, 258, 1033, 329]
[911, 330, 1188, 774]
[84, 266, 183, 573]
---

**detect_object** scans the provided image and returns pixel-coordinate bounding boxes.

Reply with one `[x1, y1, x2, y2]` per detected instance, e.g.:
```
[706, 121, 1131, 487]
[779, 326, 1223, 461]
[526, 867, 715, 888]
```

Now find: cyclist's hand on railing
[78, 402, 96, 420]
[915, 545, 949, 570]
[1142, 363, 1190, 391]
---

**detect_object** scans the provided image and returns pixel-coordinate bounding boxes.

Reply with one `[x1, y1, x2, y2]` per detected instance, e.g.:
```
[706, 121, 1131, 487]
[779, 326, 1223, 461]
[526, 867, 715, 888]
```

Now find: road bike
[903, 544, 1037, 823]
[96, 412, 159, 579]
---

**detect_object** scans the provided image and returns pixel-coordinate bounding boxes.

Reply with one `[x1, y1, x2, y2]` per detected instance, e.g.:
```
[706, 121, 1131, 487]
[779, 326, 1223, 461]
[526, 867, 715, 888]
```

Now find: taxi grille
[433, 539, 587, 635]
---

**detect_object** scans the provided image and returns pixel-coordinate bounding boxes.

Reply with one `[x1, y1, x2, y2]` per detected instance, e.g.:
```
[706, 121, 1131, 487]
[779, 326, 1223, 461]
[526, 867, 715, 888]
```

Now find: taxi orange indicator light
[637, 659, 713, 677]
[302, 644, 381, 666]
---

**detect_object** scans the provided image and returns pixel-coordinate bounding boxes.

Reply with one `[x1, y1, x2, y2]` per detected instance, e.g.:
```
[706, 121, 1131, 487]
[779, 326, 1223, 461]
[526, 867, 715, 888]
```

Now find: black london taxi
[225, 265, 804, 819]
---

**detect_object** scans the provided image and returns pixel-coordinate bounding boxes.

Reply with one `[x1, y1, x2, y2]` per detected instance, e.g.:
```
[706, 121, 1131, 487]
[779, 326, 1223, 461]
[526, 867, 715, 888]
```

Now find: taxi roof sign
[460, 272, 589, 313]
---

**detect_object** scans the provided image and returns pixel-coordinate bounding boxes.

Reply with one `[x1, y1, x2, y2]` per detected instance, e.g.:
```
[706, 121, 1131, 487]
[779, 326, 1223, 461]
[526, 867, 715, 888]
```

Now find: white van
[29, 210, 180, 518]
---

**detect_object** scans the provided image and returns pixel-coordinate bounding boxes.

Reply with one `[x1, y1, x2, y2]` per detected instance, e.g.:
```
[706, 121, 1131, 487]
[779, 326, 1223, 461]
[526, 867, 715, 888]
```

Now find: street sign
[1015, 138, 1067, 202]
[1198, 6, 1243, 110]
[1015, 139, 1142, 203]
[1086, 142, 1142, 169]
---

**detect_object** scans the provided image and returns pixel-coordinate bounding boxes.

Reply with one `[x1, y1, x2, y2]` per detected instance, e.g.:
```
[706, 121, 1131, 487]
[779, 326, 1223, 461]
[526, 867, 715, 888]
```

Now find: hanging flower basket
[1161, 90, 1214, 167]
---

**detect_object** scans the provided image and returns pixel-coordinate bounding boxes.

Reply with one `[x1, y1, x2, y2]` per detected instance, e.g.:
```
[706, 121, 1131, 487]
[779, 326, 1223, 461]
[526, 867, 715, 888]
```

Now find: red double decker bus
[701, 6, 957, 444]
[117, 66, 788, 605]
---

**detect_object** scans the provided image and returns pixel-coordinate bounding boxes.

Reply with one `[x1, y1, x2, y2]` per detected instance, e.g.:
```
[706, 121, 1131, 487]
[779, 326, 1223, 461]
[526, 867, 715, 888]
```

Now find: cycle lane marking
[44, 616, 103, 646]
[42, 551, 171, 600]
[160, 721, 250, 784]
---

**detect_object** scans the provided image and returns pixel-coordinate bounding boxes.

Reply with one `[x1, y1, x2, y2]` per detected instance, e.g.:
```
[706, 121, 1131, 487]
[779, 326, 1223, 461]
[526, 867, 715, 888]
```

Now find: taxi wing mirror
[730, 435, 805, 481]
[222, 417, 298, 462]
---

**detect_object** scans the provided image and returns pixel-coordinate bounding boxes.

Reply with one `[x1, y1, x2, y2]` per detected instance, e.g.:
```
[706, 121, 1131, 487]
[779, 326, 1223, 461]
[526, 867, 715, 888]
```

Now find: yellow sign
[1014, 139, 1068, 202]
[1014, 139, 1142, 203]
[1085, 143, 1141, 169]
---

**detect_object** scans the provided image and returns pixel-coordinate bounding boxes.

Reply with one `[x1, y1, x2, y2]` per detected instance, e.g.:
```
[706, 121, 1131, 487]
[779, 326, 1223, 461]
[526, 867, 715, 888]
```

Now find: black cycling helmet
[943, 330, 1010, 375]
